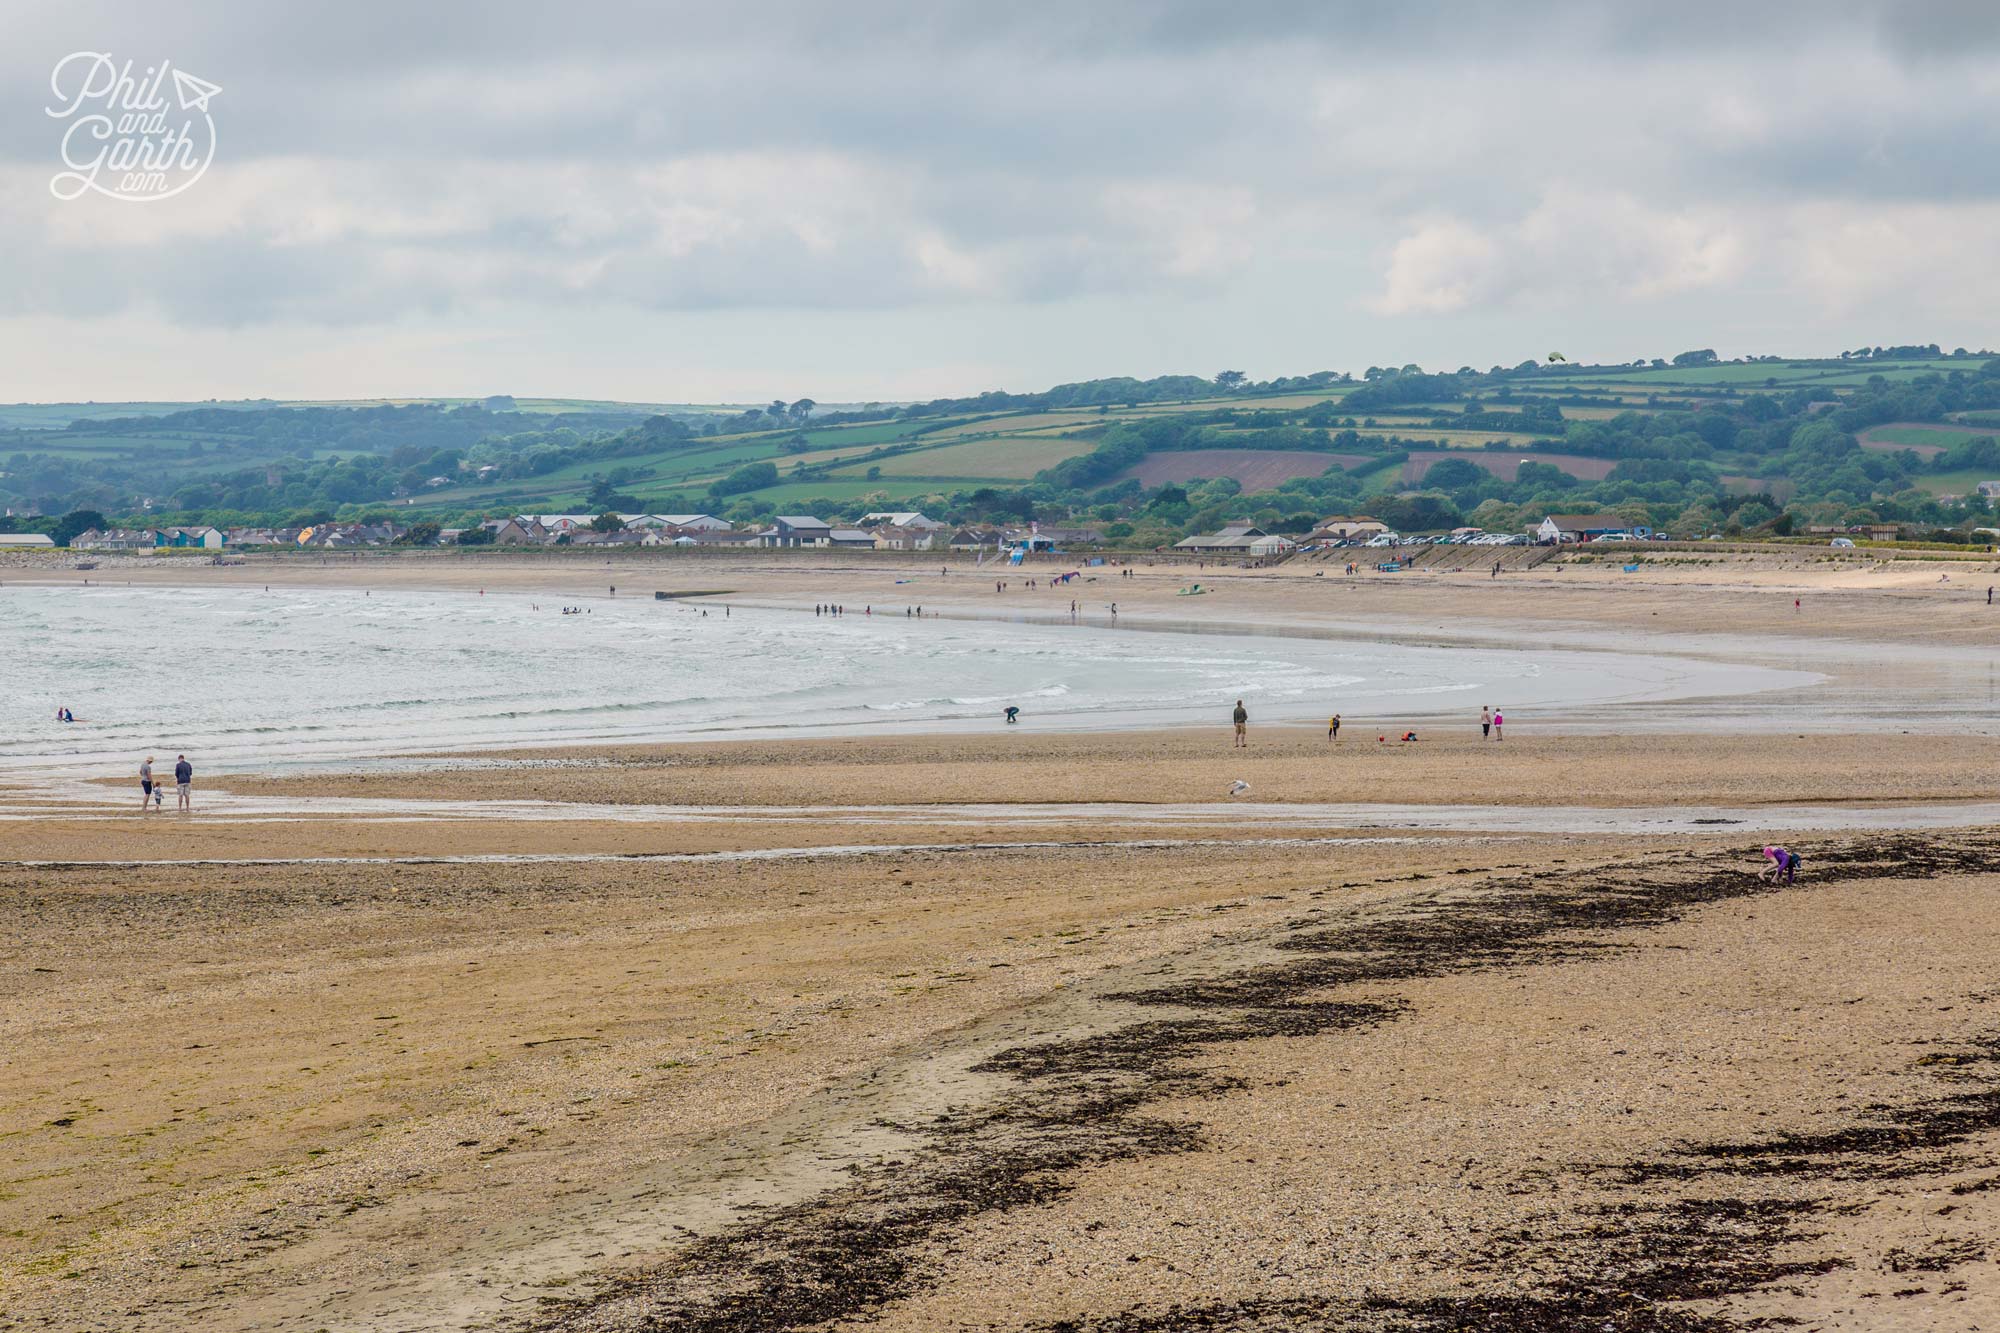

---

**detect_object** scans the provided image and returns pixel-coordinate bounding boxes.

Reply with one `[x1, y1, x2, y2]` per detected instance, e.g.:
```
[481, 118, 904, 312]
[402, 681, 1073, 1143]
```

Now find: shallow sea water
[5, 583, 1820, 774]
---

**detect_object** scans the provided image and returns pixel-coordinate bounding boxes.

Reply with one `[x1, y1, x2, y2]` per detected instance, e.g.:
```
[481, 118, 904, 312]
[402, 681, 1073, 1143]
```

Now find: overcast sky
[5, 1, 1999, 404]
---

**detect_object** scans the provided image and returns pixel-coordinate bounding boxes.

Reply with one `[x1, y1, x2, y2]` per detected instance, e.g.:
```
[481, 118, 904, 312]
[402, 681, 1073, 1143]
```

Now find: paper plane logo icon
[171, 68, 221, 112]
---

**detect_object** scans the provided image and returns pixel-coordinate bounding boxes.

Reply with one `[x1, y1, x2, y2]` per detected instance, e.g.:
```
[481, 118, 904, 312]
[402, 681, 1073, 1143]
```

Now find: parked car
[1830, 537, 1856, 548]
[1362, 534, 1401, 548]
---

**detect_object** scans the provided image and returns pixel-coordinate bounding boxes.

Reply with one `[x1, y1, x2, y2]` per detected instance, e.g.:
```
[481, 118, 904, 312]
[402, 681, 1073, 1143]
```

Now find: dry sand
[7, 550, 2000, 1332]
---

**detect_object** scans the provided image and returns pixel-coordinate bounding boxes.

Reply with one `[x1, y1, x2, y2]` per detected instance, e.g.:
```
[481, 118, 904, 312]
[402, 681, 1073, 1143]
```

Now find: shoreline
[12, 551, 2000, 1331]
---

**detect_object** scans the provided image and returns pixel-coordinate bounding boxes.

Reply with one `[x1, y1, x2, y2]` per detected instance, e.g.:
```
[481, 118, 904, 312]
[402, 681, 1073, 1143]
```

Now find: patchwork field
[1118, 449, 1362, 489]
[1400, 450, 1615, 484]
[1858, 422, 1993, 457]
[841, 436, 1096, 480]
[1913, 467, 2000, 498]
[1719, 475, 1799, 502]
[1126, 390, 1354, 414]
[912, 412, 1102, 441]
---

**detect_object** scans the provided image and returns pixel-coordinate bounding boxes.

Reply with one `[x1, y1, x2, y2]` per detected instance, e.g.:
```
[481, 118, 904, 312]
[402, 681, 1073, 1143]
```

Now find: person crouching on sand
[1760, 845, 1799, 884]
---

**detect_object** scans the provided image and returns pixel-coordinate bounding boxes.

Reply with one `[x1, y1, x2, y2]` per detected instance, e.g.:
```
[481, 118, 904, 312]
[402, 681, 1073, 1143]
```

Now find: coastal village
[47, 508, 1930, 556]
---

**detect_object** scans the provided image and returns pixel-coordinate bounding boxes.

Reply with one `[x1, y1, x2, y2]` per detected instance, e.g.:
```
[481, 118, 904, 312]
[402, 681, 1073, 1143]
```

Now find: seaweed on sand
[527, 834, 2000, 1333]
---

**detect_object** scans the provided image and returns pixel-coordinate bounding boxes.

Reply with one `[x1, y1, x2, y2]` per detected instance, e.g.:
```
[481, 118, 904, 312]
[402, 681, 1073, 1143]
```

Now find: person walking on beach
[173, 754, 193, 811]
[1327, 713, 1341, 742]
[1480, 706, 1492, 739]
[1232, 700, 1248, 747]
[1491, 709, 1504, 740]
[139, 756, 154, 813]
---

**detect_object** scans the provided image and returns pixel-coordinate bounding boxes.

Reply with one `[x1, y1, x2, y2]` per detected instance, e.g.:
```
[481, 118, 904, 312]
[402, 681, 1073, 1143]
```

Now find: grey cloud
[4, 0, 2000, 347]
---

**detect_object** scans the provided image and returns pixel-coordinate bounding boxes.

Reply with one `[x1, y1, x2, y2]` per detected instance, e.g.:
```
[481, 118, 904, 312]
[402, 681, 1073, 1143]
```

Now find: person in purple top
[1761, 845, 1799, 884]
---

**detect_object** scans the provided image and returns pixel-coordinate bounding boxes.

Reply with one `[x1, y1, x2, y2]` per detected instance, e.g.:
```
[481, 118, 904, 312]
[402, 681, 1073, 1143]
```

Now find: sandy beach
[8, 550, 2000, 1332]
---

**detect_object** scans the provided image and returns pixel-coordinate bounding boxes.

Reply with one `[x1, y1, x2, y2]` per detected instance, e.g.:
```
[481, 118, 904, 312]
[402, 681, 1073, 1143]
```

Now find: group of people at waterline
[138, 754, 193, 812]
[1226, 701, 1503, 747]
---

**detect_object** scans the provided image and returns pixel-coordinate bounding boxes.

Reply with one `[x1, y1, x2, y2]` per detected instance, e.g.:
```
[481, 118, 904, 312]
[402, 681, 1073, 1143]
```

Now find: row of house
[73, 526, 228, 550]
[62, 510, 1118, 554]
[1173, 513, 1669, 553]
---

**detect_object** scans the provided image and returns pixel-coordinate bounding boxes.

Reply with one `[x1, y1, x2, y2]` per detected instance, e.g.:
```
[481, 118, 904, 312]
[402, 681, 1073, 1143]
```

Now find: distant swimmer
[1228, 780, 1250, 797]
[1004, 706, 1020, 724]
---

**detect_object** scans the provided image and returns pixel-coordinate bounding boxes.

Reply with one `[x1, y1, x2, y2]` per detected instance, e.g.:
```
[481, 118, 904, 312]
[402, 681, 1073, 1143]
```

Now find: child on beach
[1760, 846, 1799, 884]
[1327, 714, 1340, 741]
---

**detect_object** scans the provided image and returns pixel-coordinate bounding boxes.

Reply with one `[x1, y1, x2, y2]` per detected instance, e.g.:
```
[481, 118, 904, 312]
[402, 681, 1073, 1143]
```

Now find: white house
[1174, 522, 1297, 556]
[653, 513, 731, 531]
[162, 526, 225, 549]
[1309, 515, 1389, 542]
[1535, 514, 1643, 544]
[73, 528, 155, 550]
[519, 514, 594, 535]
[872, 521, 939, 551]
[757, 516, 832, 547]
[859, 511, 942, 531]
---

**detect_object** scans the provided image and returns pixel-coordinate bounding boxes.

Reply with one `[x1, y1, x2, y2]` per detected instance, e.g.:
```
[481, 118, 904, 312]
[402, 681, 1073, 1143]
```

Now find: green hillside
[11, 347, 2000, 546]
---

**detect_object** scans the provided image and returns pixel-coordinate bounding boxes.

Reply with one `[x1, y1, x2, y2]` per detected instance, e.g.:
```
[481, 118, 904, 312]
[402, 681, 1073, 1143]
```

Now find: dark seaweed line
[525, 834, 2000, 1333]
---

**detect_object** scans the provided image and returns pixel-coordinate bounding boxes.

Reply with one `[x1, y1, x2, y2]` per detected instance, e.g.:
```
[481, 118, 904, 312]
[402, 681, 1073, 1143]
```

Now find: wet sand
[8, 552, 2000, 1331]
[17, 542, 2000, 652]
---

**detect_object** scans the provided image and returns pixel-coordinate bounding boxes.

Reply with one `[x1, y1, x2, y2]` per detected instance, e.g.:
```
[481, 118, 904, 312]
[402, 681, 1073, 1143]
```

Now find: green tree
[52, 509, 107, 546]
[591, 511, 624, 533]
[711, 461, 779, 497]
[1213, 370, 1246, 391]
